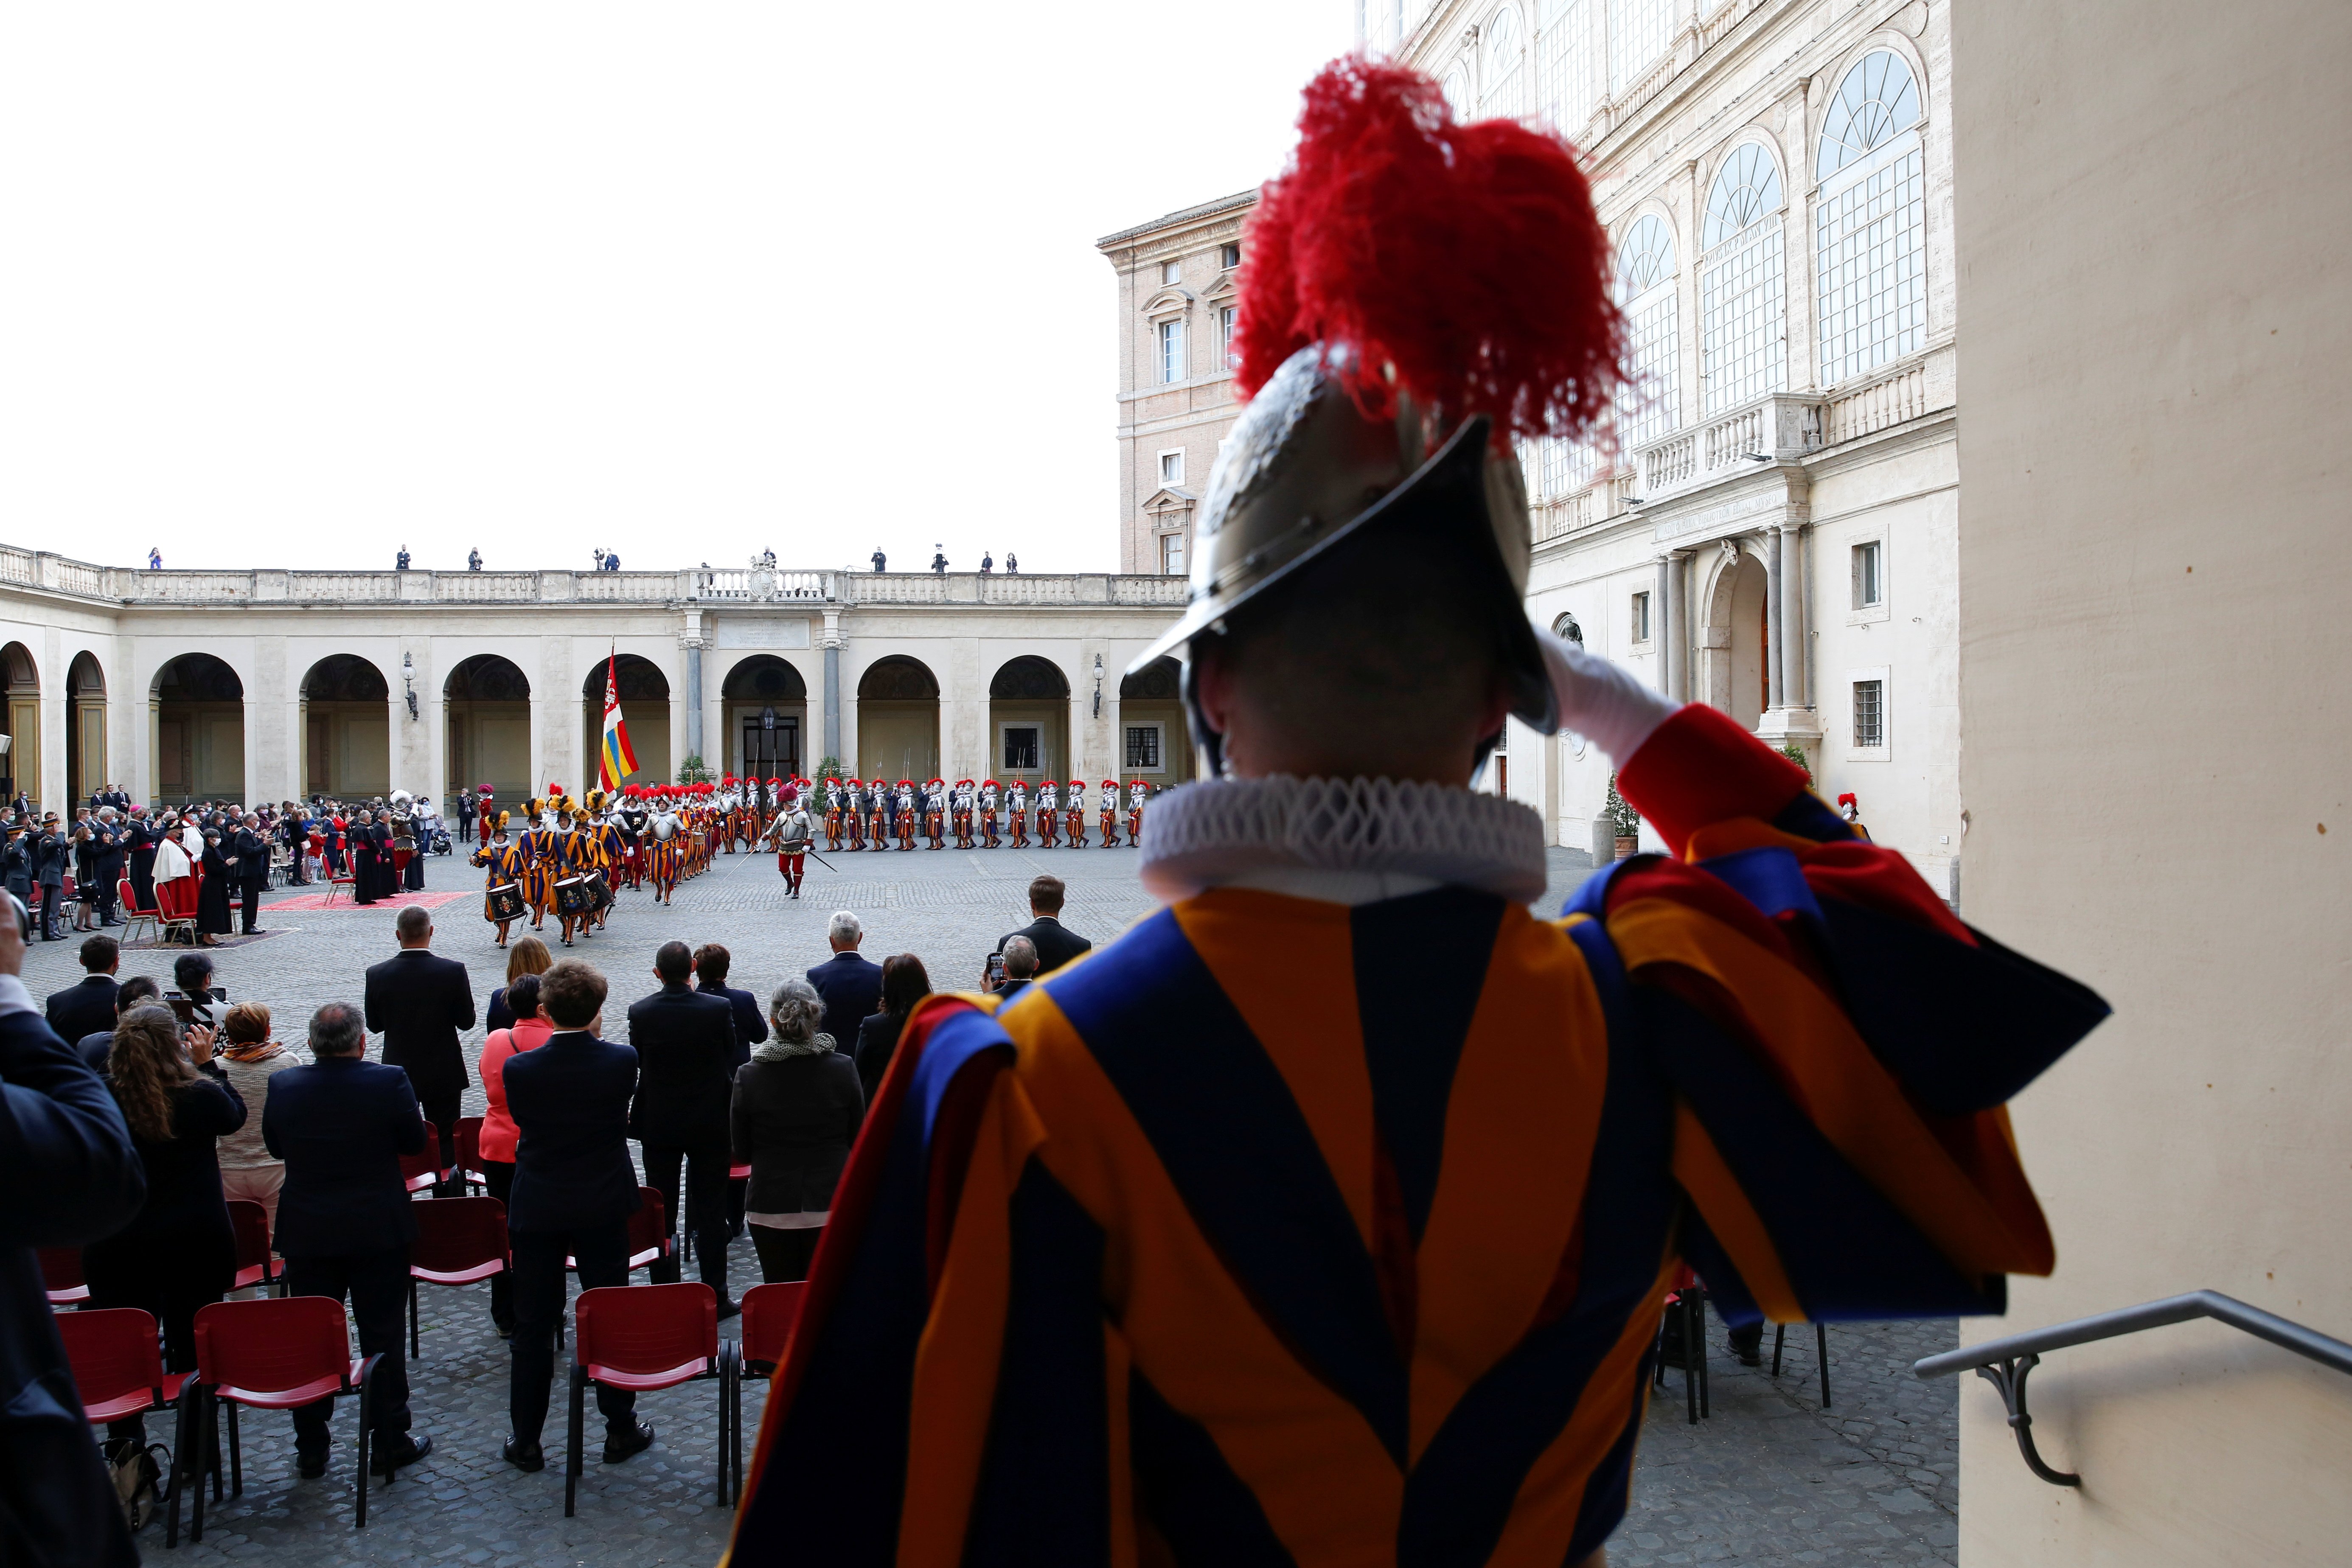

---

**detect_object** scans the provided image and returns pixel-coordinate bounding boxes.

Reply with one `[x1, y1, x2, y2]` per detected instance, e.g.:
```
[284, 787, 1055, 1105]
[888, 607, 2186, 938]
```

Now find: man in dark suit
[0, 906, 149, 1568]
[362, 905, 476, 1190]
[805, 910, 884, 1049]
[42, 935, 119, 1047]
[87, 813, 123, 926]
[73, 976, 160, 1072]
[231, 813, 272, 934]
[990, 874, 1092, 977]
[499, 959, 653, 1473]
[30, 816, 66, 942]
[692, 943, 767, 1237]
[262, 1001, 433, 1478]
[627, 941, 738, 1311]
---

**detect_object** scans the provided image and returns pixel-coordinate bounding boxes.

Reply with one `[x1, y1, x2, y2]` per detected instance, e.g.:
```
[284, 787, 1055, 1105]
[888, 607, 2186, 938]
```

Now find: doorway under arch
[445, 656, 532, 807]
[67, 653, 106, 808]
[988, 655, 1068, 788]
[152, 654, 245, 805]
[1704, 548, 1771, 730]
[857, 656, 939, 783]
[582, 656, 673, 791]
[301, 655, 392, 800]
[0, 643, 36, 806]
[720, 656, 804, 786]
[1118, 655, 1195, 788]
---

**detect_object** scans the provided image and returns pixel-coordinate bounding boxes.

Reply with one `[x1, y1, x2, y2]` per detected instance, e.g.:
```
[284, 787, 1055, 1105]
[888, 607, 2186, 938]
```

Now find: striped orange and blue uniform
[517, 830, 554, 917]
[470, 839, 525, 924]
[728, 705, 2108, 1568]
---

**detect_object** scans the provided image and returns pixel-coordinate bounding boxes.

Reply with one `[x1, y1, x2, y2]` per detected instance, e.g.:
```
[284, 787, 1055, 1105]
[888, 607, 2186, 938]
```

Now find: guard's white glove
[1535, 627, 1680, 765]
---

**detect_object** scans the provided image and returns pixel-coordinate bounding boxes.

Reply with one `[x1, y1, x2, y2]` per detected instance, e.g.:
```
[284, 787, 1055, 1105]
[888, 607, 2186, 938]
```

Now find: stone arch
[0, 642, 37, 806]
[151, 653, 244, 805]
[300, 654, 392, 800]
[1701, 541, 1771, 730]
[987, 655, 1069, 785]
[857, 656, 940, 782]
[719, 655, 804, 785]
[444, 655, 531, 804]
[581, 654, 673, 789]
[66, 651, 106, 807]
[1116, 655, 1193, 786]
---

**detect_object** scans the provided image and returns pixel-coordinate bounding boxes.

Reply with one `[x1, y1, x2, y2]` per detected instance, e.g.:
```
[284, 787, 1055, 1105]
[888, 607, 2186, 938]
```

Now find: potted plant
[1605, 774, 1640, 860]
[1778, 741, 1813, 787]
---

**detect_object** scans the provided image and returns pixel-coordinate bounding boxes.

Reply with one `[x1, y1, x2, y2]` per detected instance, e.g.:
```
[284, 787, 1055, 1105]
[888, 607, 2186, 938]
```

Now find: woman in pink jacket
[475, 972, 553, 1338]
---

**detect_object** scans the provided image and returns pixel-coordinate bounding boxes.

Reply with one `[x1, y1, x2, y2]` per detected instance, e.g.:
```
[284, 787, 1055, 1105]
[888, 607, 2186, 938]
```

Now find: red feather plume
[1233, 56, 1622, 446]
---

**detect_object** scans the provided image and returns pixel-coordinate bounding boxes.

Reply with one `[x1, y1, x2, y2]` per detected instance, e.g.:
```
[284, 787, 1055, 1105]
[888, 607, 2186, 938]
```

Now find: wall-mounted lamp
[1092, 653, 1104, 718]
[401, 652, 418, 721]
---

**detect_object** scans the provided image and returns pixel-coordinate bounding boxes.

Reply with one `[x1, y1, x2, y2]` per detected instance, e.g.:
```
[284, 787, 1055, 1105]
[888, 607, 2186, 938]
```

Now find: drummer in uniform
[550, 805, 600, 948]
[470, 813, 527, 948]
[587, 792, 626, 928]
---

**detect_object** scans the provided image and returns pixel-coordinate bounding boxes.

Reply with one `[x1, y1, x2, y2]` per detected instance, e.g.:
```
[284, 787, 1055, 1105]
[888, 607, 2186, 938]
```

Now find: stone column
[944, 639, 984, 785]
[413, 638, 444, 809]
[1765, 527, 1786, 710]
[821, 608, 842, 766]
[1654, 556, 1674, 695]
[1777, 522, 1808, 708]
[1665, 551, 1690, 701]
[682, 636, 705, 769]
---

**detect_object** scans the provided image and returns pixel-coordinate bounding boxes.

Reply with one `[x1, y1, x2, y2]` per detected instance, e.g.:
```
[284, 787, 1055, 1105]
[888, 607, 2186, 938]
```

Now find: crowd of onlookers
[0, 868, 1090, 1560]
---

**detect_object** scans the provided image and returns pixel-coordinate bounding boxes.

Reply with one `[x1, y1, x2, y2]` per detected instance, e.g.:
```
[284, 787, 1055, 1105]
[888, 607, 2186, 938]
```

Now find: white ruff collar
[1137, 776, 1549, 907]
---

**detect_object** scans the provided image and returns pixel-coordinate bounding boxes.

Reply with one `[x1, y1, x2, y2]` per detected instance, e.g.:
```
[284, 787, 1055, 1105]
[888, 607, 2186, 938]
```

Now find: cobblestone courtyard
[21, 841, 1962, 1566]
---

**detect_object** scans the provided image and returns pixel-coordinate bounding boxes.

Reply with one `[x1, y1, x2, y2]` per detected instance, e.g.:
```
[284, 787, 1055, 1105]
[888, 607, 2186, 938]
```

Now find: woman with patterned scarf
[214, 1001, 299, 1239]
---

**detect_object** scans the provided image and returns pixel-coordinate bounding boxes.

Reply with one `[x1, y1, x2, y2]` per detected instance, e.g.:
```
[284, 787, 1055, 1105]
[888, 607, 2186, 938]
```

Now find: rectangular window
[1817, 143, 1926, 386]
[1160, 259, 1181, 285]
[1219, 305, 1238, 368]
[1852, 540, 1883, 608]
[1537, 0, 1596, 132]
[1607, 0, 1673, 93]
[1219, 242, 1241, 270]
[1618, 286, 1679, 447]
[1159, 449, 1184, 485]
[1701, 217, 1787, 414]
[1631, 590, 1651, 642]
[1002, 726, 1041, 771]
[1160, 532, 1187, 575]
[1158, 320, 1185, 384]
[1852, 679, 1884, 748]
[1125, 724, 1164, 770]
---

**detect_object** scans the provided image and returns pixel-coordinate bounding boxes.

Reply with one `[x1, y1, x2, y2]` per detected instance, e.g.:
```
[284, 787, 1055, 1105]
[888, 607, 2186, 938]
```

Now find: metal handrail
[1914, 1290, 2352, 1487]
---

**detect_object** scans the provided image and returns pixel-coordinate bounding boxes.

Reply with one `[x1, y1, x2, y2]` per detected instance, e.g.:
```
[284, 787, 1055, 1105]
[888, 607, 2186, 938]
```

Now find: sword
[802, 848, 838, 873]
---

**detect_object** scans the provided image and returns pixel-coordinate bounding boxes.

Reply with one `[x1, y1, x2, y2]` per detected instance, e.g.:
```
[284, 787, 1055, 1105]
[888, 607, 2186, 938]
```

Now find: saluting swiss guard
[728, 57, 2111, 1568]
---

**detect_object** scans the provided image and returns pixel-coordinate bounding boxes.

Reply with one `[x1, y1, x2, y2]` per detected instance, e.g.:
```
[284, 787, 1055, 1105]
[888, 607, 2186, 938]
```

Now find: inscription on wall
[714, 616, 813, 651]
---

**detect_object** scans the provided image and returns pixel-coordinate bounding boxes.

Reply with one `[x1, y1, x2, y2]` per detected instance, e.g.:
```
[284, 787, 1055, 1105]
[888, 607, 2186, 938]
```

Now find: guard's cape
[727, 704, 2108, 1568]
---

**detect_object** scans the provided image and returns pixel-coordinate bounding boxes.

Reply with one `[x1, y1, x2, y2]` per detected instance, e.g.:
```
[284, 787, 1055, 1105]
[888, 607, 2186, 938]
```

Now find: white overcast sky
[0, 3, 1353, 575]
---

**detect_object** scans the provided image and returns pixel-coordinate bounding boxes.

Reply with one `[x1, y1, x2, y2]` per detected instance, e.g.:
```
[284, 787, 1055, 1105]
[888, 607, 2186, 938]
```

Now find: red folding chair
[58, 1309, 203, 1546]
[396, 1143, 441, 1195]
[38, 1246, 89, 1307]
[565, 1283, 736, 1516]
[187, 1297, 387, 1537]
[452, 1116, 487, 1195]
[568, 1187, 669, 1276]
[407, 1196, 508, 1357]
[730, 1281, 806, 1503]
[117, 875, 159, 945]
[225, 1198, 282, 1296]
[154, 874, 199, 945]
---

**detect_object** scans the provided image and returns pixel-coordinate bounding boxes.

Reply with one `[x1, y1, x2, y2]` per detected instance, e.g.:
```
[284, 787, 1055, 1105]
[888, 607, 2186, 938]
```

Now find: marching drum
[486, 883, 526, 922]
[554, 876, 596, 916]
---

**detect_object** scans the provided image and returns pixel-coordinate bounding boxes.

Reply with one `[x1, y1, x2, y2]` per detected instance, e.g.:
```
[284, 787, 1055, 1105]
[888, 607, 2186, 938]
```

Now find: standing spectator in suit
[195, 827, 235, 945]
[455, 791, 475, 849]
[232, 813, 272, 935]
[0, 909, 147, 1568]
[42, 934, 118, 1046]
[278, 802, 312, 886]
[215, 1003, 300, 1240]
[31, 815, 67, 942]
[86, 810, 123, 926]
[693, 943, 766, 1238]
[852, 953, 931, 1103]
[990, 874, 1092, 976]
[804, 911, 884, 1050]
[732, 978, 864, 1284]
[474, 972, 552, 1337]
[484, 935, 552, 1035]
[628, 941, 739, 1313]
[362, 905, 476, 1190]
[82, 1004, 244, 1444]
[263, 1001, 432, 1477]
[499, 960, 653, 1473]
[124, 812, 161, 913]
[993, 935, 1039, 1003]
[74, 975, 160, 1072]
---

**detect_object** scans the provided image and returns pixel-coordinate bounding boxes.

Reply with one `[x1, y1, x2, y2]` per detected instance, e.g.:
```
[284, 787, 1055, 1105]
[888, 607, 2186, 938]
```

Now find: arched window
[1700, 142, 1787, 414]
[1480, 7, 1524, 116]
[1535, 0, 1595, 134]
[1607, 0, 1673, 94]
[1816, 50, 1926, 386]
[1442, 62, 1473, 119]
[1615, 213, 1679, 447]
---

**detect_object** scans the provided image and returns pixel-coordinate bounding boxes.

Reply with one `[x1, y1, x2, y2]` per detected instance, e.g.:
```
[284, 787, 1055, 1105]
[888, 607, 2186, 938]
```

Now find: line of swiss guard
[816, 774, 1156, 853]
[725, 54, 2111, 1568]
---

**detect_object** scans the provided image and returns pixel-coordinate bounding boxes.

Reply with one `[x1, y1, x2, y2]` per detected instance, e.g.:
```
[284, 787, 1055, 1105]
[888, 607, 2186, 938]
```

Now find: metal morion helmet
[1128, 56, 1622, 767]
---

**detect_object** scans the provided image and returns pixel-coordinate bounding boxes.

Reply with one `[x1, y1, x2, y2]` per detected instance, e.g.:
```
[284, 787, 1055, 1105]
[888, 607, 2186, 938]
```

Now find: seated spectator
[733, 978, 863, 1284]
[475, 972, 552, 1337]
[262, 1002, 432, 1478]
[804, 911, 883, 1048]
[0, 897, 147, 1568]
[994, 935, 1039, 1002]
[485, 935, 552, 1035]
[43, 934, 119, 1046]
[81, 1004, 244, 1445]
[214, 1002, 299, 1241]
[75, 975, 160, 1072]
[853, 954, 932, 1102]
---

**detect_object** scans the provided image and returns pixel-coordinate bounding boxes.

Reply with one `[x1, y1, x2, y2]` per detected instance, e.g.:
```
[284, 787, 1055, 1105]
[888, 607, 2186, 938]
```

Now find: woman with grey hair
[730, 977, 864, 1282]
